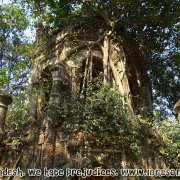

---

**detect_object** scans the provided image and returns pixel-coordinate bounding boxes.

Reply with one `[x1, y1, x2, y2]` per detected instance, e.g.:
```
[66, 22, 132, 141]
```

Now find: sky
[1, 0, 36, 42]
[1, 0, 10, 5]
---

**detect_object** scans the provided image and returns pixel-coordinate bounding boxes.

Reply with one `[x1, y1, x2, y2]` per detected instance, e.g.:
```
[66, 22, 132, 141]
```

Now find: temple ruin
[0, 16, 167, 179]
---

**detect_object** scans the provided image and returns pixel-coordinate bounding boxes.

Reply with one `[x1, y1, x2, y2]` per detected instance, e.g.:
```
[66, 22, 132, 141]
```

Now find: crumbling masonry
[1, 16, 167, 180]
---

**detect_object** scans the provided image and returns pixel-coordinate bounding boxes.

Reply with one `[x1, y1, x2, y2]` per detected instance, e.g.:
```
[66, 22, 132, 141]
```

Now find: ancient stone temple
[0, 16, 166, 180]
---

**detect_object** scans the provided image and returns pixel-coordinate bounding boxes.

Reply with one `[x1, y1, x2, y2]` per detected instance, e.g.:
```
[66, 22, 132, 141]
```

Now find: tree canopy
[24, 0, 180, 117]
[0, 2, 32, 94]
[0, 0, 179, 117]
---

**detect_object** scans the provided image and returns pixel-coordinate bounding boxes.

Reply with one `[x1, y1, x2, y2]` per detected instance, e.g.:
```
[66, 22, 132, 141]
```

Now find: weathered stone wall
[0, 90, 12, 143]
[0, 18, 166, 180]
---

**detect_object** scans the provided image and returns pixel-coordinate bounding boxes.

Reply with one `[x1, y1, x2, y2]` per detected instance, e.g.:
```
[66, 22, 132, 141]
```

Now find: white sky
[0, 0, 10, 5]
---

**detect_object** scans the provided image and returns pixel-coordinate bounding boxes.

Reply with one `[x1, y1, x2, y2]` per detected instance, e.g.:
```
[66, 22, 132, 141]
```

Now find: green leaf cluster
[0, 2, 32, 91]
[159, 121, 180, 168]
[57, 86, 161, 163]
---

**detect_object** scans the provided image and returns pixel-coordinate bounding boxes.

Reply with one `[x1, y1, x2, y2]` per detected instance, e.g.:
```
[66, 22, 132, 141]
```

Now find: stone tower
[1, 17, 165, 179]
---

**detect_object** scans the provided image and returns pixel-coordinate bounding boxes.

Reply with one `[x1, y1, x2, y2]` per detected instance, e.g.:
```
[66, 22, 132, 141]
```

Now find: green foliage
[26, 0, 180, 117]
[58, 86, 160, 163]
[82, 86, 130, 146]
[159, 121, 180, 168]
[0, 2, 32, 92]
[6, 91, 28, 131]
[0, 1, 34, 138]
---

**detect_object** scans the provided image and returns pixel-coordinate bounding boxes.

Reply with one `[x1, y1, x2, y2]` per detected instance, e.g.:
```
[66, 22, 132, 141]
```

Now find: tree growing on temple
[0, 0, 179, 175]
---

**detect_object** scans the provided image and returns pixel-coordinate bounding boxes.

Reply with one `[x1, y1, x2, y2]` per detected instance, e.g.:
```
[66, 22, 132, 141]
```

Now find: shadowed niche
[80, 56, 103, 95]
[38, 67, 52, 114]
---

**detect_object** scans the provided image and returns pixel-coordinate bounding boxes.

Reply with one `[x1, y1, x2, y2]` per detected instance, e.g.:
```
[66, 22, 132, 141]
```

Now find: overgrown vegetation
[23, 0, 180, 117]
[4, 85, 179, 168]
[0, 0, 179, 171]
[0, 2, 32, 92]
[159, 121, 180, 168]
